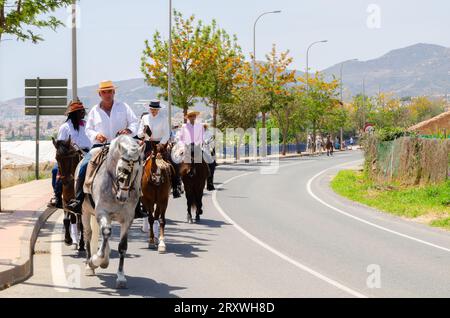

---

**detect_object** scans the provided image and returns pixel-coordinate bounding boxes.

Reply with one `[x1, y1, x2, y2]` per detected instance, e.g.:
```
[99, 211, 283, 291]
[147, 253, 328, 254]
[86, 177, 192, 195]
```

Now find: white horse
[77, 135, 145, 289]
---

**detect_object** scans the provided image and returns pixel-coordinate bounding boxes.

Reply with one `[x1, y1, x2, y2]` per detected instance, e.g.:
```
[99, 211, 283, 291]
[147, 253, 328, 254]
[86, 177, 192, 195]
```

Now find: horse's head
[113, 135, 145, 202]
[52, 136, 80, 185]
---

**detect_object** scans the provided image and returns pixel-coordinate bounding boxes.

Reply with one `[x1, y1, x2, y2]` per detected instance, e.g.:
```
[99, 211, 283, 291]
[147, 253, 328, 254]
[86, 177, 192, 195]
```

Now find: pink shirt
[178, 122, 204, 145]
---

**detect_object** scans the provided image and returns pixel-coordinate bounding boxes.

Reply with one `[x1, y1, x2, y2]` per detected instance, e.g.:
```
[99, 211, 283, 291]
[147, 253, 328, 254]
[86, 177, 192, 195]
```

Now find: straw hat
[185, 110, 200, 118]
[97, 80, 117, 92]
[65, 100, 86, 116]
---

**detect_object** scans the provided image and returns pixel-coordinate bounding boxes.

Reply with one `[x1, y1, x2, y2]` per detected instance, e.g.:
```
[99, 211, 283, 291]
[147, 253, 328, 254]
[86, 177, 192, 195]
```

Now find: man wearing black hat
[137, 99, 182, 198]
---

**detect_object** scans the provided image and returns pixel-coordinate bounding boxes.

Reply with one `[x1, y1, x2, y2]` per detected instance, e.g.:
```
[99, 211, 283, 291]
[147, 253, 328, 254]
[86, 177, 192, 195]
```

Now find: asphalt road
[2, 150, 450, 298]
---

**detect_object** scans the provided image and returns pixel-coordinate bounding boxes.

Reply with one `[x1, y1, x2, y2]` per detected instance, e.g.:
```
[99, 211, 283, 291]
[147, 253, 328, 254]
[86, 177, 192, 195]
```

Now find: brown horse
[52, 136, 85, 251]
[179, 143, 209, 223]
[141, 142, 173, 253]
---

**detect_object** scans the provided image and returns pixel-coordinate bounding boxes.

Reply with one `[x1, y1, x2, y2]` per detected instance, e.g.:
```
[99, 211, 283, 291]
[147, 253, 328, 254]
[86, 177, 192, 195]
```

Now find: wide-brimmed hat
[185, 110, 200, 118]
[97, 80, 117, 92]
[149, 99, 161, 109]
[65, 100, 86, 116]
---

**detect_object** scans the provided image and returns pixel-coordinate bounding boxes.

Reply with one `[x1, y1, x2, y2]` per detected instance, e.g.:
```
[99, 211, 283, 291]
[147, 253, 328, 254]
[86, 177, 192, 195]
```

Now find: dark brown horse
[52, 136, 85, 251]
[141, 142, 173, 253]
[179, 143, 209, 223]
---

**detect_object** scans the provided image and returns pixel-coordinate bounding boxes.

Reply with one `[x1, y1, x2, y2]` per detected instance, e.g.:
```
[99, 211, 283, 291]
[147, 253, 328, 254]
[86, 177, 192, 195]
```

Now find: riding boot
[67, 179, 84, 214]
[134, 200, 148, 219]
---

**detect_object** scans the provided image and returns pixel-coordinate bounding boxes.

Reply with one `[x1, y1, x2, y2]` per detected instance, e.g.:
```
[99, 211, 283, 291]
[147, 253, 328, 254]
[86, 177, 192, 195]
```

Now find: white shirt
[85, 101, 138, 144]
[57, 120, 92, 150]
[137, 112, 170, 144]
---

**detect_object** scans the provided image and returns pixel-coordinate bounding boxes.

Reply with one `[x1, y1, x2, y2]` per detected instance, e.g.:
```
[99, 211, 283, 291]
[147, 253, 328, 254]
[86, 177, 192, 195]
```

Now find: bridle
[113, 156, 141, 194]
[55, 146, 83, 186]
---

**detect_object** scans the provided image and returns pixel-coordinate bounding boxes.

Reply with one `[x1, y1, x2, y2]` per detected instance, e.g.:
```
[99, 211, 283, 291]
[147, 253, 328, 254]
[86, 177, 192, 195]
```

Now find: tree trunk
[261, 112, 266, 128]
[213, 101, 218, 128]
[312, 122, 317, 153]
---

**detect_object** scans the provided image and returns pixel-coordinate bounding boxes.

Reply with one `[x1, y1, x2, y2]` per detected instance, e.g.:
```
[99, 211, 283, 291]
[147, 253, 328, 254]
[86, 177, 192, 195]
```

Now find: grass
[1, 163, 53, 189]
[331, 170, 450, 230]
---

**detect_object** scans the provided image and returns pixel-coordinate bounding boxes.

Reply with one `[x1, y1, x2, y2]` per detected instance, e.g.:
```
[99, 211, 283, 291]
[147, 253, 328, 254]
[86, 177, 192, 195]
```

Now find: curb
[0, 207, 57, 290]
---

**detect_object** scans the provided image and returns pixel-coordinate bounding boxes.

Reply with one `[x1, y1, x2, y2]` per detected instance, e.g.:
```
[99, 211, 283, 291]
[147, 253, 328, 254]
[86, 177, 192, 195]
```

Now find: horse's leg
[186, 194, 193, 224]
[63, 210, 73, 246]
[148, 205, 157, 249]
[77, 214, 86, 252]
[116, 221, 131, 289]
[157, 199, 168, 253]
[69, 212, 78, 249]
[90, 213, 111, 269]
[82, 209, 94, 276]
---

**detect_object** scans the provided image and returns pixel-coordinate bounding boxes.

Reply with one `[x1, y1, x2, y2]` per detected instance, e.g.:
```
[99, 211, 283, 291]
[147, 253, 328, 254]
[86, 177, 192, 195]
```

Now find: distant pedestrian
[349, 137, 354, 150]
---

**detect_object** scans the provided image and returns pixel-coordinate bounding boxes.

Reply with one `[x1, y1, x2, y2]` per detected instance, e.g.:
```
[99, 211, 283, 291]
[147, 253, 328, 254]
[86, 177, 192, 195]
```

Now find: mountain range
[1, 43, 449, 120]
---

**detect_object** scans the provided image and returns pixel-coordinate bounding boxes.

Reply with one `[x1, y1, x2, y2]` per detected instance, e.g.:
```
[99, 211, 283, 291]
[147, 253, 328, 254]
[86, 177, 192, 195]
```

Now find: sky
[1, 0, 450, 101]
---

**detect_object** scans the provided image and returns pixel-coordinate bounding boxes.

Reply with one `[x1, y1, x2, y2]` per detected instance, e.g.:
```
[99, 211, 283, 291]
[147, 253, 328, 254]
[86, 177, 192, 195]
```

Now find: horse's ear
[52, 137, 57, 148]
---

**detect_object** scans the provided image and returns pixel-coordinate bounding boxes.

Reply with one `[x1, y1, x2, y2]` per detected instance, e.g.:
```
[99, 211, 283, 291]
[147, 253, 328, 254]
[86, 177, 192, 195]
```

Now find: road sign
[24, 78, 68, 179]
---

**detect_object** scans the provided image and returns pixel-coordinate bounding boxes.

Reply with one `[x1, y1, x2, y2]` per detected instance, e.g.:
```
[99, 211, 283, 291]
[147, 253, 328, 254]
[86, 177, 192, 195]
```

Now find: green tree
[141, 10, 205, 117]
[0, 0, 73, 43]
[198, 21, 244, 127]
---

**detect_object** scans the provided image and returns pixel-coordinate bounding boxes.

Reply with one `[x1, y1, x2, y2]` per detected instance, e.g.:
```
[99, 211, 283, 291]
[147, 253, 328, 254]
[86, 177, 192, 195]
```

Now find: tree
[219, 86, 267, 130]
[141, 10, 206, 118]
[254, 44, 296, 128]
[198, 21, 244, 127]
[298, 73, 340, 151]
[0, 0, 73, 43]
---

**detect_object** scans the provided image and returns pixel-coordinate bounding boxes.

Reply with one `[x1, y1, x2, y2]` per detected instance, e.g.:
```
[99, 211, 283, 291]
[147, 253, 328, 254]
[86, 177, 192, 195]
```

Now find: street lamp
[168, 0, 173, 127]
[339, 58, 358, 149]
[306, 40, 328, 92]
[71, 0, 78, 100]
[252, 10, 281, 85]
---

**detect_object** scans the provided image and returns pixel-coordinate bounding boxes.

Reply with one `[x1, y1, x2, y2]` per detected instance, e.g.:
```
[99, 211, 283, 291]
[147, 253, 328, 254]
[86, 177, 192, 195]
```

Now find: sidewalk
[0, 178, 55, 290]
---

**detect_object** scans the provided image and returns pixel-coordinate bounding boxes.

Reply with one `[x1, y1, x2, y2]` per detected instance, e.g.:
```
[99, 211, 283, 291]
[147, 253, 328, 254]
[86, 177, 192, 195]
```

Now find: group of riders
[48, 80, 217, 217]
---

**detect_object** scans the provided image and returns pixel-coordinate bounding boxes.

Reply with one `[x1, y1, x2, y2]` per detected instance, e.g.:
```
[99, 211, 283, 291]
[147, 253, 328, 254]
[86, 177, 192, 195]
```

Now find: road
[2, 150, 450, 298]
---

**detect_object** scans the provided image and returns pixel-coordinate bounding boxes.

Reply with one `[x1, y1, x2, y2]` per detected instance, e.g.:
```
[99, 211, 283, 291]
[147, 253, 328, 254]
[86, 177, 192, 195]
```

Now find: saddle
[83, 146, 109, 195]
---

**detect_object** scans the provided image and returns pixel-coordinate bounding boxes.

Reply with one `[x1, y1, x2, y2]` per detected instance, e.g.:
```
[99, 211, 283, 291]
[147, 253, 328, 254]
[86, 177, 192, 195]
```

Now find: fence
[365, 136, 450, 185]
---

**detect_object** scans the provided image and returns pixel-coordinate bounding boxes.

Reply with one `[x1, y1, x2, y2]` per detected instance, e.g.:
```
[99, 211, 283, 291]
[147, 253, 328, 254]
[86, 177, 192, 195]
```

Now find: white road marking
[50, 212, 70, 292]
[306, 160, 450, 253]
[212, 159, 367, 298]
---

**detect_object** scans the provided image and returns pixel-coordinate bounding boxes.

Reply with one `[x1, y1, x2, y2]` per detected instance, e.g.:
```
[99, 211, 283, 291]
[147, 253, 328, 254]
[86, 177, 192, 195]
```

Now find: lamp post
[252, 10, 281, 85]
[168, 0, 173, 128]
[306, 40, 328, 92]
[339, 58, 358, 149]
[71, 0, 78, 101]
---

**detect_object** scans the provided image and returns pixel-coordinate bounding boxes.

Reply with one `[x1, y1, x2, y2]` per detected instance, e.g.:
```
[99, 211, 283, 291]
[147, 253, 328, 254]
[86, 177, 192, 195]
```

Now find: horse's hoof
[195, 216, 200, 223]
[116, 278, 127, 289]
[100, 261, 109, 269]
[78, 245, 86, 252]
[187, 215, 193, 224]
[158, 243, 166, 254]
[148, 242, 157, 250]
[64, 237, 73, 246]
[89, 255, 101, 269]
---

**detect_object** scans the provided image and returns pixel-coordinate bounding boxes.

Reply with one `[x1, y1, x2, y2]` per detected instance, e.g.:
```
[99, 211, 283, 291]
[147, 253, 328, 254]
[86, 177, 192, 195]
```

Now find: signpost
[24, 78, 68, 179]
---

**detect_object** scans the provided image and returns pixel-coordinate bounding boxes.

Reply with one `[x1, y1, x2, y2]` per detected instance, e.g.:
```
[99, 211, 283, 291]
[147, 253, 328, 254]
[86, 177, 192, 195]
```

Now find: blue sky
[1, 0, 450, 101]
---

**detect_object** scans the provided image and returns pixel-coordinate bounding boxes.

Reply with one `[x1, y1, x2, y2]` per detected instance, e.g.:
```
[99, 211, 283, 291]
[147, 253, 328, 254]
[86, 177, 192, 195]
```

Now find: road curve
[2, 151, 450, 298]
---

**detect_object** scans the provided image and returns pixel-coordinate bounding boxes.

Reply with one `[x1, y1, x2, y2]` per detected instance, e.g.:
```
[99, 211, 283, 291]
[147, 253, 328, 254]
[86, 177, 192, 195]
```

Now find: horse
[52, 136, 85, 252]
[325, 135, 334, 156]
[141, 142, 174, 253]
[178, 143, 209, 223]
[78, 135, 145, 289]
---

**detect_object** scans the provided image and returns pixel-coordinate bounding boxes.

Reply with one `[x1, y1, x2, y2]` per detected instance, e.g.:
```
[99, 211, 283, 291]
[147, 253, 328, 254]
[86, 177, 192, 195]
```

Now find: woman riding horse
[52, 100, 91, 249]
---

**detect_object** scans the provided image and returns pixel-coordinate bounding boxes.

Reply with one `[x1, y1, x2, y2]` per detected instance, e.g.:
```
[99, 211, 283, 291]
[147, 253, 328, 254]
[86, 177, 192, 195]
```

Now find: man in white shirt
[138, 99, 182, 198]
[137, 99, 170, 146]
[67, 80, 139, 213]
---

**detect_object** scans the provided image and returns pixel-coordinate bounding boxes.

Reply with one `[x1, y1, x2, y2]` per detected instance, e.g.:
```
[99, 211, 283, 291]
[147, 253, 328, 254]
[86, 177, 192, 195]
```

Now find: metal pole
[0, 130, 2, 211]
[252, 11, 281, 86]
[72, 0, 78, 100]
[306, 40, 328, 92]
[35, 77, 40, 180]
[168, 0, 173, 128]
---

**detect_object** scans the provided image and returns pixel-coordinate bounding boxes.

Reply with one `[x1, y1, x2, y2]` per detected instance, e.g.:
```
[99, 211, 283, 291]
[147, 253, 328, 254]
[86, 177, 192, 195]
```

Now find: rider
[177, 111, 205, 177]
[66, 80, 139, 214]
[48, 100, 92, 208]
[137, 99, 183, 199]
